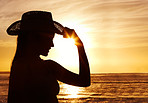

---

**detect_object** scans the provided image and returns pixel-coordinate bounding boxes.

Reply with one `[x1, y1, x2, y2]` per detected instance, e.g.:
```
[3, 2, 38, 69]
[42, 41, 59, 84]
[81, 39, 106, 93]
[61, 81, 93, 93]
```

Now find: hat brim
[7, 20, 21, 35]
[7, 20, 64, 36]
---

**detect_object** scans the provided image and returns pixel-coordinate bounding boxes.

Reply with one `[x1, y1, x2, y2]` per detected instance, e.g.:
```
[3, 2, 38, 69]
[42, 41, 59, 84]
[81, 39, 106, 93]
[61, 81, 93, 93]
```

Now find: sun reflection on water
[59, 83, 83, 99]
[64, 84, 80, 98]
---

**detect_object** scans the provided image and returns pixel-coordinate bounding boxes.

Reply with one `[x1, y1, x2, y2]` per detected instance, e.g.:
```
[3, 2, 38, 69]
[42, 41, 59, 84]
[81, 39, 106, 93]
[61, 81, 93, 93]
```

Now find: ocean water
[0, 73, 148, 103]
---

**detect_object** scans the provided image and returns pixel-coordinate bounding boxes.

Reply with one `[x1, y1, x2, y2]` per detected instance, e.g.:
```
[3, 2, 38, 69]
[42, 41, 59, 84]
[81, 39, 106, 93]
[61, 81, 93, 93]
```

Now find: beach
[0, 73, 148, 103]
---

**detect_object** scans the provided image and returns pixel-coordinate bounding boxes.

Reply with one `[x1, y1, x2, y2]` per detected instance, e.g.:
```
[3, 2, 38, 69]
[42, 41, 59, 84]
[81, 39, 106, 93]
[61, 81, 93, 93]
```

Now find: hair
[13, 31, 39, 61]
[13, 32, 27, 61]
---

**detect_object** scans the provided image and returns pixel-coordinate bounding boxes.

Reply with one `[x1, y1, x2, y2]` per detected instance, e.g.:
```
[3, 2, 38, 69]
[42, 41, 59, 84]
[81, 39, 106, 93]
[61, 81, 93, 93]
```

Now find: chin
[41, 51, 49, 56]
[42, 53, 48, 56]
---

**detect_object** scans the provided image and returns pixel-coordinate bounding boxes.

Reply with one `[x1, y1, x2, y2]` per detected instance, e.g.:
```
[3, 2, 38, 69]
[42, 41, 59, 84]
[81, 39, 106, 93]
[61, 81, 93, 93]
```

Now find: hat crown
[20, 11, 54, 33]
[22, 11, 53, 22]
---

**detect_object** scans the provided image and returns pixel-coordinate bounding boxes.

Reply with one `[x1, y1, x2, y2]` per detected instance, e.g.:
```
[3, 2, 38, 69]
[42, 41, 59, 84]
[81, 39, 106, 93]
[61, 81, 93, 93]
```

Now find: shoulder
[43, 59, 63, 70]
[43, 59, 59, 66]
[43, 59, 65, 73]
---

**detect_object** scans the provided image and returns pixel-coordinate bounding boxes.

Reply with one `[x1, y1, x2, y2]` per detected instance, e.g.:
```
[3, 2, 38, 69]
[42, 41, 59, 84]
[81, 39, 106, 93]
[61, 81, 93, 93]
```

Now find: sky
[0, 0, 148, 73]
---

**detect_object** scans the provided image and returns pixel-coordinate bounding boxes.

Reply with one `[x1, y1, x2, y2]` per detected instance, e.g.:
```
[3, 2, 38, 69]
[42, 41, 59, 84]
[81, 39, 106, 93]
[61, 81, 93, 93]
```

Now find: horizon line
[0, 71, 148, 74]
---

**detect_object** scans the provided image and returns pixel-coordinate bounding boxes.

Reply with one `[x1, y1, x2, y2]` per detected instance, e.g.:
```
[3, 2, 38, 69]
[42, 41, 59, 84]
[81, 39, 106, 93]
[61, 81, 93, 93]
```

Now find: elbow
[87, 80, 91, 87]
[82, 82, 91, 87]
[80, 79, 91, 87]
[85, 79, 91, 87]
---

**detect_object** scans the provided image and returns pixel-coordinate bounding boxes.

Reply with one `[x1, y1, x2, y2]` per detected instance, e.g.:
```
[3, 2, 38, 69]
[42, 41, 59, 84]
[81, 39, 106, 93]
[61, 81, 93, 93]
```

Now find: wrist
[76, 42, 84, 47]
[75, 38, 83, 47]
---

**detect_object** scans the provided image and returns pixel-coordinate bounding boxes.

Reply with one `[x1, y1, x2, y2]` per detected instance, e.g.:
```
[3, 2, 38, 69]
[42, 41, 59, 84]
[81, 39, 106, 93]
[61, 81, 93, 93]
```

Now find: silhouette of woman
[7, 11, 90, 103]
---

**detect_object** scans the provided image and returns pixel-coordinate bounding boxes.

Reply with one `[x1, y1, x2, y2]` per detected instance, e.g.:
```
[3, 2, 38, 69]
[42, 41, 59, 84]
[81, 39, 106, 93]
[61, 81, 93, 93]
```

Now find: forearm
[77, 41, 90, 86]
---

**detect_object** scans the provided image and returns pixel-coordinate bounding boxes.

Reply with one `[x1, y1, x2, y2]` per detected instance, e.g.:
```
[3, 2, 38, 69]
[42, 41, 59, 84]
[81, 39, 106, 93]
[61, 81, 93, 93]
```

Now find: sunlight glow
[42, 34, 79, 73]
[53, 35, 79, 65]
[41, 20, 91, 73]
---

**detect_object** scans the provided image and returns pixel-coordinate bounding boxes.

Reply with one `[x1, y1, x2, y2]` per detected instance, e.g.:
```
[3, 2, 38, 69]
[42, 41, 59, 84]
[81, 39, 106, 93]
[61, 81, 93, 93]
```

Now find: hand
[62, 27, 83, 46]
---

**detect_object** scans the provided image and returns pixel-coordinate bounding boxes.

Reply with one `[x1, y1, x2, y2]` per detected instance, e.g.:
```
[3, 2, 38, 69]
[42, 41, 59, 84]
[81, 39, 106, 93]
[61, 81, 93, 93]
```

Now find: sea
[0, 73, 148, 103]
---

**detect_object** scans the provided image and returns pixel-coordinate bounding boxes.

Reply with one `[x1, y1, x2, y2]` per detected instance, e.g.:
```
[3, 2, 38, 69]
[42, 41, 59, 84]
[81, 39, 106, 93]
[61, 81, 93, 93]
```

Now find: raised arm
[54, 28, 90, 87]
[74, 29, 90, 86]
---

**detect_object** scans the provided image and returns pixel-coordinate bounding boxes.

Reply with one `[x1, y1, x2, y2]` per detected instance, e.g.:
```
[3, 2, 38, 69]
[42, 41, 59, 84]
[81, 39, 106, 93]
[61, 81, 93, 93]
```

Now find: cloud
[1, 0, 148, 48]
[0, 40, 16, 47]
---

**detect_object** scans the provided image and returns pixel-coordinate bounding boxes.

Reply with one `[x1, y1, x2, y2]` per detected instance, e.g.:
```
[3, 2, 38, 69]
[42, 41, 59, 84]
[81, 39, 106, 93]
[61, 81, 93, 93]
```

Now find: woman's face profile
[36, 32, 55, 56]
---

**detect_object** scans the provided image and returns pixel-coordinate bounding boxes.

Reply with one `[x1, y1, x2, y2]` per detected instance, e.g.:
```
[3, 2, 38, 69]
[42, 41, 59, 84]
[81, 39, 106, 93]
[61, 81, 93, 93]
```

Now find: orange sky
[0, 0, 148, 73]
